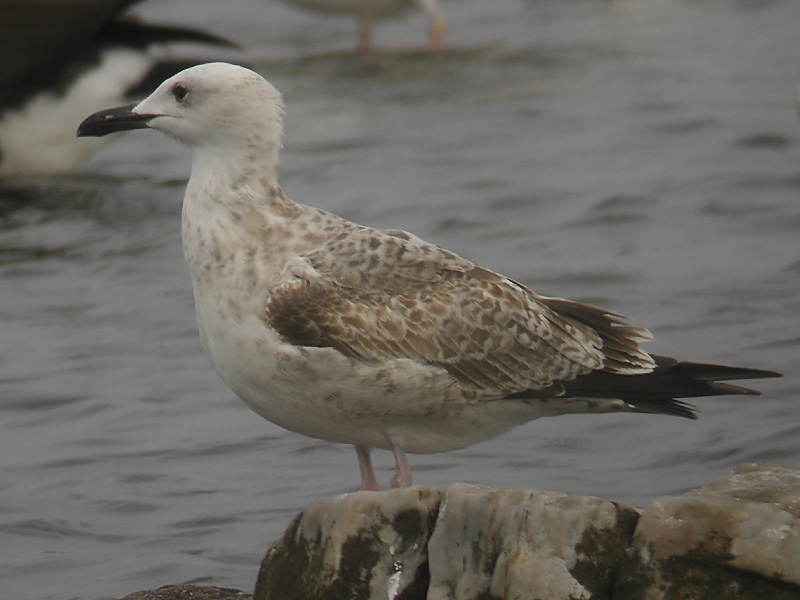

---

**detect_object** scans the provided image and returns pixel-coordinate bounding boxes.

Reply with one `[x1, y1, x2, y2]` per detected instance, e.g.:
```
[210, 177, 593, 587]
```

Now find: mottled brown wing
[265, 227, 655, 398]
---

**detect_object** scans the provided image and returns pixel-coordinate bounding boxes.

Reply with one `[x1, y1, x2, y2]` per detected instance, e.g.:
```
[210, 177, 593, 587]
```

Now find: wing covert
[265, 225, 655, 398]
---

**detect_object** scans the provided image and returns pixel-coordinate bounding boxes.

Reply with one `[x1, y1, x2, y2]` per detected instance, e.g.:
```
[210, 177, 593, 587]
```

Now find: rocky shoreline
[120, 462, 800, 600]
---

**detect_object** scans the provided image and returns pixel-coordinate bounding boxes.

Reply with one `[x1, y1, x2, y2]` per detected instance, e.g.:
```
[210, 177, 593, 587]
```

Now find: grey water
[1, 0, 799, 598]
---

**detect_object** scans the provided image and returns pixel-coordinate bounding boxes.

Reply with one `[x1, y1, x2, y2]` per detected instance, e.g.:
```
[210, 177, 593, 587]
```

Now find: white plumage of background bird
[276, 0, 447, 51]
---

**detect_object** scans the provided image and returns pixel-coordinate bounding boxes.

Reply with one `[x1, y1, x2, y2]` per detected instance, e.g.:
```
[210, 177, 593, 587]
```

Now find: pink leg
[427, 12, 447, 51]
[390, 445, 413, 488]
[356, 17, 373, 52]
[356, 445, 379, 491]
[417, 0, 447, 51]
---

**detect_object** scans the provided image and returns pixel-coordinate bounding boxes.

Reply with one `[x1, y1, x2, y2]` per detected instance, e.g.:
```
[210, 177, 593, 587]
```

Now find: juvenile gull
[78, 63, 781, 491]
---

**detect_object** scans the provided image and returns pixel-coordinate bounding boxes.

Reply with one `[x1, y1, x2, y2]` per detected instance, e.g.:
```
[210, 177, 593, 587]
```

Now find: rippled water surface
[2, 0, 799, 598]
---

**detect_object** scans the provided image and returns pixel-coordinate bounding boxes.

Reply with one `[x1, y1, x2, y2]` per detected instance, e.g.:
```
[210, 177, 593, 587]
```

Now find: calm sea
[1, 0, 798, 598]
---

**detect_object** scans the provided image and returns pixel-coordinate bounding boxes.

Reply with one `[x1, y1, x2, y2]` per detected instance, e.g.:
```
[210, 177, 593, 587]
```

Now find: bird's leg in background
[356, 16, 373, 52]
[390, 444, 412, 488]
[417, 0, 447, 51]
[356, 445, 379, 491]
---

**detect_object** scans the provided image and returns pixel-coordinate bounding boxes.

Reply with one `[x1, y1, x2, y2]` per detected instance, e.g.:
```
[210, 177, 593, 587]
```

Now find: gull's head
[77, 63, 284, 154]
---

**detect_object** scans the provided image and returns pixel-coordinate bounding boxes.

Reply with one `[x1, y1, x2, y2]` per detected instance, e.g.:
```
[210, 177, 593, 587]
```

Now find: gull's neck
[180, 139, 292, 304]
[187, 138, 281, 205]
[180, 129, 299, 276]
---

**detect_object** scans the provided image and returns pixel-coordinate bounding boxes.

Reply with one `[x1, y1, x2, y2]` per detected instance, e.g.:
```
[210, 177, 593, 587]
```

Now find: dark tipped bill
[77, 104, 158, 138]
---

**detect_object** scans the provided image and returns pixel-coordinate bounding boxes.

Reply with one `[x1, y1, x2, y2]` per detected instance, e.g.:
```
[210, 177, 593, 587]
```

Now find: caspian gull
[77, 63, 781, 491]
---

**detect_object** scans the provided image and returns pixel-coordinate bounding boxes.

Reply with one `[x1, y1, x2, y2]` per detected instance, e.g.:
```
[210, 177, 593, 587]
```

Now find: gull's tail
[560, 355, 782, 419]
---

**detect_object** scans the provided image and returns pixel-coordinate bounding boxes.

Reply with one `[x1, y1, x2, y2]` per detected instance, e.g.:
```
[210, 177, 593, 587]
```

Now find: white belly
[191, 286, 547, 454]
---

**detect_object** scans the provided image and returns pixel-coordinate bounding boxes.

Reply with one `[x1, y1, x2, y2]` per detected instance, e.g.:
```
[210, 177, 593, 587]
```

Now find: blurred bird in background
[0, 0, 238, 177]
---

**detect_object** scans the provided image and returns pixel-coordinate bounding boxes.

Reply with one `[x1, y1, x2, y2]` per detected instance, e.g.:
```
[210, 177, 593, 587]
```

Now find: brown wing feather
[265, 275, 595, 396]
[265, 227, 655, 398]
[537, 296, 655, 373]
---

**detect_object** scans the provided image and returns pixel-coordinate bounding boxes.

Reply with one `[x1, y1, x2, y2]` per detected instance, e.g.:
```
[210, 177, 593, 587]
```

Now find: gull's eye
[172, 83, 189, 103]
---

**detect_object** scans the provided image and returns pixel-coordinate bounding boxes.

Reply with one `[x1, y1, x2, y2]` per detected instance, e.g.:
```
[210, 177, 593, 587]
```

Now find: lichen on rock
[253, 487, 441, 600]
[615, 463, 800, 599]
[121, 462, 800, 600]
[426, 484, 639, 600]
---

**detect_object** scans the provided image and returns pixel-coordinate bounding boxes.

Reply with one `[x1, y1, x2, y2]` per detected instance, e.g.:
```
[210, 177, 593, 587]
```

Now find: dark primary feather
[553, 355, 782, 419]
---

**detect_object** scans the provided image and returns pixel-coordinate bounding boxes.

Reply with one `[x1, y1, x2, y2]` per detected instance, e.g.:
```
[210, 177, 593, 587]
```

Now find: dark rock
[119, 584, 251, 600]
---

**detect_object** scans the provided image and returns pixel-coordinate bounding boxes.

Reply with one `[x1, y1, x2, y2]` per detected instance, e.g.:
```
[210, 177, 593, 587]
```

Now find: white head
[78, 63, 285, 173]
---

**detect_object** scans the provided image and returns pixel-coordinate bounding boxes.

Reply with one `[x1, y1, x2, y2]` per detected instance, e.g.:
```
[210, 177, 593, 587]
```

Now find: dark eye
[172, 83, 189, 102]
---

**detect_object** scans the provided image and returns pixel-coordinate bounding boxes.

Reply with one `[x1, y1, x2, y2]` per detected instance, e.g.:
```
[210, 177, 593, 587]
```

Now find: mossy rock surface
[254, 487, 441, 600]
[123, 463, 800, 600]
[120, 585, 251, 600]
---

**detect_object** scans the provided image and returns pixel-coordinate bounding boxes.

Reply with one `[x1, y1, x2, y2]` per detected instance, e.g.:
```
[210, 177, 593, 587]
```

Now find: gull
[277, 0, 447, 51]
[78, 63, 781, 491]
